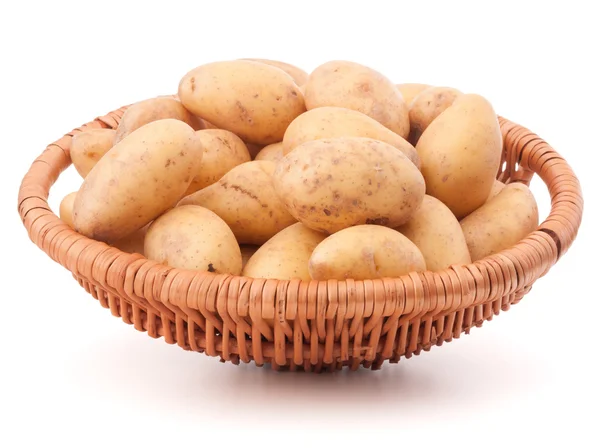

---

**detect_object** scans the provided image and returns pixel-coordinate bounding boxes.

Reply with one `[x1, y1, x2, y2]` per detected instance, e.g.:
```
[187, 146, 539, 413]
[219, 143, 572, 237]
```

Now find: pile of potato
[59, 58, 539, 281]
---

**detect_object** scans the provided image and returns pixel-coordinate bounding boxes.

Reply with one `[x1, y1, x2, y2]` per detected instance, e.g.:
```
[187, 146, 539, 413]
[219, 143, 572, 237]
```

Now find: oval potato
[416, 94, 502, 219]
[408, 86, 462, 145]
[242, 58, 309, 86]
[185, 129, 251, 195]
[243, 223, 326, 280]
[255, 142, 284, 162]
[282, 106, 420, 167]
[304, 60, 410, 138]
[309, 225, 426, 280]
[273, 137, 425, 234]
[396, 195, 471, 271]
[145, 205, 242, 274]
[396, 83, 431, 106]
[460, 183, 539, 261]
[71, 129, 116, 178]
[115, 97, 203, 144]
[73, 119, 203, 242]
[179, 161, 296, 245]
[178, 60, 306, 145]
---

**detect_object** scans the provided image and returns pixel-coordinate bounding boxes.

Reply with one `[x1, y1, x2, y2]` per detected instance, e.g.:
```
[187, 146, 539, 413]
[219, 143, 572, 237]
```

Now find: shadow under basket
[18, 105, 583, 372]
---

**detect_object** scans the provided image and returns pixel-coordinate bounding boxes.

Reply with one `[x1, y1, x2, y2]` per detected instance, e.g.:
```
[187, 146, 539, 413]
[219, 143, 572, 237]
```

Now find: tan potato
[243, 223, 325, 280]
[408, 86, 462, 145]
[304, 60, 410, 138]
[70, 129, 116, 178]
[282, 107, 420, 168]
[255, 142, 283, 162]
[487, 180, 506, 201]
[178, 60, 306, 145]
[273, 137, 425, 234]
[145, 205, 242, 274]
[461, 183, 539, 261]
[242, 58, 309, 86]
[396, 195, 471, 271]
[73, 119, 203, 242]
[240, 245, 259, 268]
[416, 94, 502, 219]
[115, 97, 203, 144]
[59, 192, 78, 228]
[396, 83, 431, 106]
[185, 129, 251, 195]
[309, 225, 426, 280]
[179, 161, 296, 245]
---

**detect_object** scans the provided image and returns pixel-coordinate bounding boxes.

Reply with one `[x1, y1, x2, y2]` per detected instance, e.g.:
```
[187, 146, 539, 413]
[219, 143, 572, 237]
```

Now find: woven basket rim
[17, 104, 584, 318]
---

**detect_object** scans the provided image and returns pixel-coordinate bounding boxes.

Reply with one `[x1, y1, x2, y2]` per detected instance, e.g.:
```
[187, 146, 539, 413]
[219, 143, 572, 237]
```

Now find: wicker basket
[18, 105, 583, 372]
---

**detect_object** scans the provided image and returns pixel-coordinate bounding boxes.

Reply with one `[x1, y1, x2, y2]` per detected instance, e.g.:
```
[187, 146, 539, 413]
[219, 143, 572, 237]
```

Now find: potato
[59, 191, 78, 228]
[73, 119, 203, 242]
[461, 183, 539, 261]
[416, 94, 502, 219]
[309, 225, 426, 280]
[240, 244, 259, 268]
[70, 129, 115, 178]
[282, 107, 420, 167]
[487, 180, 506, 201]
[408, 86, 462, 144]
[242, 58, 309, 86]
[178, 60, 306, 144]
[185, 129, 251, 195]
[179, 161, 296, 244]
[115, 97, 203, 144]
[304, 60, 410, 138]
[273, 137, 425, 234]
[396, 83, 430, 106]
[242, 223, 326, 280]
[145, 205, 242, 274]
[255, 142, 283, 162]
[396, 195, 471, 271]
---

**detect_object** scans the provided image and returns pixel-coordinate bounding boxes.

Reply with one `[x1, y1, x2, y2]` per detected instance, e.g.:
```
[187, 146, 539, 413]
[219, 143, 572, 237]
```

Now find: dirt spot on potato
[165, 159, 172, 168]
[366, 217, 389, 226]
[190, 77, 196, 92]
[323, 209, 331, 216]
[222, 181, 266, 207]
[442, 174, 449, 182]
[207, 263, 216, 272]
[236, 101, 253, 124]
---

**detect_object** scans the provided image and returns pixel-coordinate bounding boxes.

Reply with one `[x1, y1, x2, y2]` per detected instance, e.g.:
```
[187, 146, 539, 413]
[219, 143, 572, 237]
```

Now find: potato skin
[416, 94, 502, 219]
[73, 119, 203, 242]
[185, 129, 251, 195]
[71, 129, 116, 178]
[396, 195, 471, 271]
[460, 183, 539, 261]
[282, 107, 420, 168]
[273, 137, 425, 234]
[145, 205, 242, 274]
[59, 192, 78, 228]
[178, 60, 306, 145]
[115, 97, 203, 144]
[487, 180, 506, 201]
[179, 161, 296, 245]
[304, 60, 410, 138]
[408, 87, 462, 144]
[242, 223, 325, 280]
[255, 142, 283, 162]
[396, 83, 431, 106]
[309, 225, 426, 280]
[242, 58, 308, 86]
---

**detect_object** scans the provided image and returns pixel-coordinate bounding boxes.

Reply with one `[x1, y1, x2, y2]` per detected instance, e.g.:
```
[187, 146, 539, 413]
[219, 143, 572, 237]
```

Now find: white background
[1, 1, 599, 446]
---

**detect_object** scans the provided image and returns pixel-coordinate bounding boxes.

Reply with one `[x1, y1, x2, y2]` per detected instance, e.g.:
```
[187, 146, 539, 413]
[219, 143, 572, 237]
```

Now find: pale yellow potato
[396, 195, 471, 271]
[416, 94, 502, 219]
[255, 142, 283, 162]
[185, 129, 251, 195]
[282, 107, 420, 168]
[487, 180, 506, 201]
[243, 223, 326, 280]
[73, 119, 203, 242]
[59, 191, 78, 228]
[145, 205, 242, 274]
[240, 244, 259, 269]
[242, 58, 309, 86]
[304, 60, 410, 138]
[309, 225, 426, 280]
[461, 183, 539, 261]
[396, 83, 431, 106]
[179, 161, 296, 245]
[273, 137, 425, 234]
[70, 129, 116, 178]
[115, 97, 203, 144]
[408, 86, 462, 145]
[178, 60, 306, 144]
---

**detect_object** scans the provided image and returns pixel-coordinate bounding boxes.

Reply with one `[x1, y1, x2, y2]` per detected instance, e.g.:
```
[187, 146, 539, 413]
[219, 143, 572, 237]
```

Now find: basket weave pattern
[18, 106, 583, 372]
